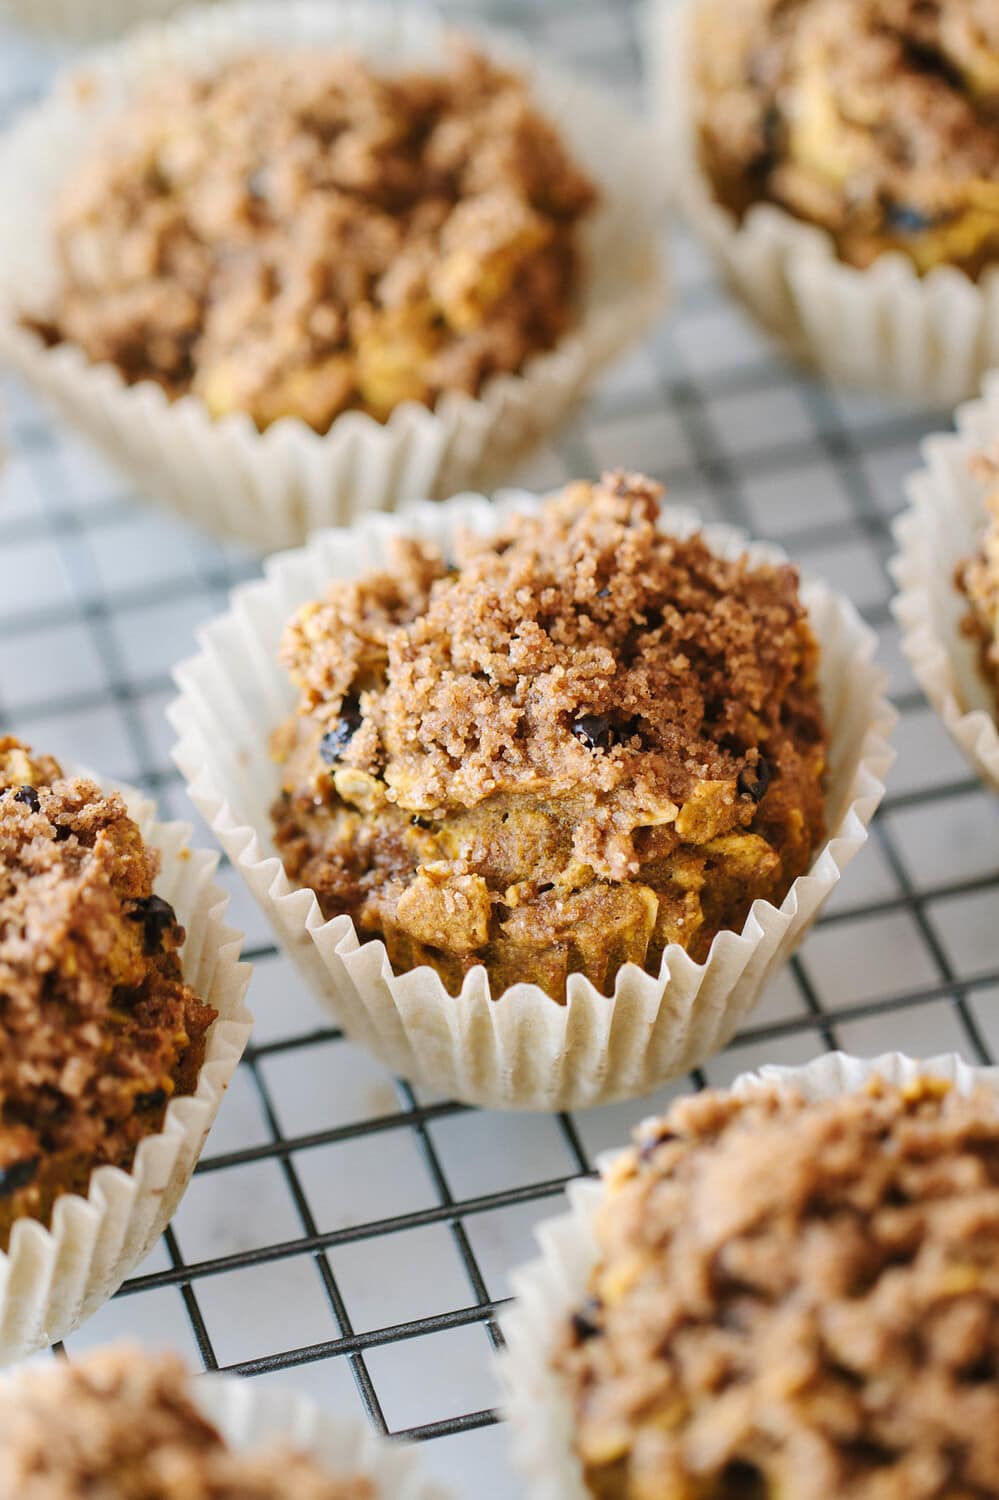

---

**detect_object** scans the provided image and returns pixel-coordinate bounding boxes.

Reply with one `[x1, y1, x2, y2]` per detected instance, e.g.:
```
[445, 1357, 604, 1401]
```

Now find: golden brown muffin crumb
[693, 0, 999, 277]
[557, 1078, 999, 1500]
[270, 471, 827, 999]
[0, 1345, 376, 1498]
[958, 452, 999, 711]
[29, 44, 596, 432]
[0, 737, 215, 1248]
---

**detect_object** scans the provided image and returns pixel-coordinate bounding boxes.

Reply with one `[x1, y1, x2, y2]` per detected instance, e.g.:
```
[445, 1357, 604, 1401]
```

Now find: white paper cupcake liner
[648, 0, 999, 405]
[0, 0, 664, 552]
[0, 1355, 447, 1500]
[499, 1049, 999, 1500]
[890, 376, 999, 795]
[0, 0, 194, 42]
[194, 1371, 447, 1500]
[0, 774, 252, 1364]
[168, 487, 894, 1112]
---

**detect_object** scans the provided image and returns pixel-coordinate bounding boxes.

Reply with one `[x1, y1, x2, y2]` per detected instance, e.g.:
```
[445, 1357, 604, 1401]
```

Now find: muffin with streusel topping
[0, 736, 215, 1248]
[555, 1076, 999, 1500]
[0, 1345, 375, 1500]
[692, 0, 999, 279]
[28, 43, 596, 433]
[269, 471, 828, 1000]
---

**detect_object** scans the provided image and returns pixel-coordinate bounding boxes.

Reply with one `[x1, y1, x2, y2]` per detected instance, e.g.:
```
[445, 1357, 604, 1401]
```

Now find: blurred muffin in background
[692, 0, 999, 278]
[29, 44, 596, 434]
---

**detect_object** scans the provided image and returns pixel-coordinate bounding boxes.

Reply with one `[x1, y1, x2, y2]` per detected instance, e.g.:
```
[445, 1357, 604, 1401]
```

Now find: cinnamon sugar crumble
[694, 0, 999, 277]
[270, 472, 827, 999]
[557, 1078, 999, 1500]
[958, 452, 999, 711]
[0, 1346, 376, 1499]
[29, 45, 596, 432]
[0, 737, 215, 1248]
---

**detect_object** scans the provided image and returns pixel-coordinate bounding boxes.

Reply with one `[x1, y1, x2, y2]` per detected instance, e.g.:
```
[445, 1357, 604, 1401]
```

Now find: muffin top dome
[272, 472, 827, 997]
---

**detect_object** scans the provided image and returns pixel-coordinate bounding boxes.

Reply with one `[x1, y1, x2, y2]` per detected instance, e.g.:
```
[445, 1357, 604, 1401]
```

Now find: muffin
[957, 452, 999, 712]
[653, 0, 999, 401]
[0, 1346, 373, 1498]
[0, 3, 661, 549]
[0, 736, 215, 1249]
[28, 44, 595, 435]
[269, 471, 828, 1001]
[891, 394, 999, 795]
[171, 480, 890, 1107]
[693, 0, 999, 279]
[553, 1075, 999, 1499]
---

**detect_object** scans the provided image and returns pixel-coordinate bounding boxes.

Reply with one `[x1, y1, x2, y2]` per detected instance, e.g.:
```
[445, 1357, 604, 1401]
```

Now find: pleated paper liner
[0, 776, 252, 1363]
[169, 486, 894, 1112]
[498, 1050, 999, 1500]
[647, 0, 999, 405]
[0, 0, 664, 551]
[195, 1371, 449, 1500]
[891, 374, 999, 795]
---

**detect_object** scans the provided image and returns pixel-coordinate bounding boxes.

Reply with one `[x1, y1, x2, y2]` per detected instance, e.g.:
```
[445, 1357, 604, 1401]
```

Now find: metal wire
[0, 1, 997, 1494]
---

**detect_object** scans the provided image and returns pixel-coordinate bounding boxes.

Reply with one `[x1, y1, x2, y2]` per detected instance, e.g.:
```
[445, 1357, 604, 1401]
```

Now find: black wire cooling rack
[1, 2, 998, 1497]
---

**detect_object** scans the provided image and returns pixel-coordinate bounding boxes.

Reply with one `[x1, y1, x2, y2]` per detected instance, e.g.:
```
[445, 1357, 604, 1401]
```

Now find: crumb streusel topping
[0, 1346, 376, 1499]
[31, 44, 596, 432]
[693, 0, 999, 277]
[0, 737, 215, 1248]
[958, 453, 999, 711]
[557, 1078, 999, 1500]
[270, 471, 827, 998]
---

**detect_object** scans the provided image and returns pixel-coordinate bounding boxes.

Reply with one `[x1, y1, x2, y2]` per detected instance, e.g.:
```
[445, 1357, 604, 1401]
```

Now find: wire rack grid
[0, 2, 997, 1498]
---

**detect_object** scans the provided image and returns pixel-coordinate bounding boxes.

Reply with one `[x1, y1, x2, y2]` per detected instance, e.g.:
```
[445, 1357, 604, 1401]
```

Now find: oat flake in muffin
[270, 471, 827, 1000]
[0, 736, 215, 1248]
[29, 44, 596, 434]
[0, 1345, 374, 1498]
[958, 452, 999, 713]
[557, 1078, 999, 1500]
[693, 0, 999, 278]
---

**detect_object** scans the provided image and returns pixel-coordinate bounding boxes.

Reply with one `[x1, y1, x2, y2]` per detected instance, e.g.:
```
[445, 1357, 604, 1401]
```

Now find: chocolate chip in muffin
[570, 714, 618, 752]
[737, 755, 773, 801]
[128, 894, 179, 956]
[570, 1296, 604, 1344]
[319, 697, 364, 766]
[133, 1088, 169, 1113]
[11, 785, 40, 812]
[0, 1157, 40, 1201]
